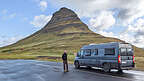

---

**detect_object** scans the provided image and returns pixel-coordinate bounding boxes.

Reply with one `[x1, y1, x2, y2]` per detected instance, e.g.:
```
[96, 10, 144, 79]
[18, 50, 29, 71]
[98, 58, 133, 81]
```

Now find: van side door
[79, 50, 85, 65]
[90, 49, 98, 66]
[83, 49, 91, 65]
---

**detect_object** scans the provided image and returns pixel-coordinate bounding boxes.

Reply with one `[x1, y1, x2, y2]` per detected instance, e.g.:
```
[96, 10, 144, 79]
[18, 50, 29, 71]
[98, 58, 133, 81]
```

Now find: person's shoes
[64, 70, 66, 72]
[66, 70, 69, 72]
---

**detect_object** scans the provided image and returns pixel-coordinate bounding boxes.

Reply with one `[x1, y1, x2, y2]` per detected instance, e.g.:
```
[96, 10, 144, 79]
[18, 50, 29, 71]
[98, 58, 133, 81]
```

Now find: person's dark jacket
[62, 53, 67, 61]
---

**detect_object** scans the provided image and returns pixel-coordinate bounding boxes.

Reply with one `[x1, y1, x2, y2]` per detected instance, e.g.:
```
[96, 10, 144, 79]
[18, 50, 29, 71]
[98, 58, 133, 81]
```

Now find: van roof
[81, 42, 131, 49]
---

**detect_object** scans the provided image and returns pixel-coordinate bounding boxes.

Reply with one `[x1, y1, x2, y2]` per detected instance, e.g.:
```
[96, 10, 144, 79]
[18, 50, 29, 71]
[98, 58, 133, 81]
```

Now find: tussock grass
[135, 57, 144, 71]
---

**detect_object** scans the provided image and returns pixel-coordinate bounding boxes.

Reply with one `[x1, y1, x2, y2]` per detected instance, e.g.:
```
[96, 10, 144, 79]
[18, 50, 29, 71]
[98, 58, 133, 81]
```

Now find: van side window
[91, 49, 98, 55]
[105, 48, 115, 55]
[80, 50, 84, 56]
[84, 49, 91, 56]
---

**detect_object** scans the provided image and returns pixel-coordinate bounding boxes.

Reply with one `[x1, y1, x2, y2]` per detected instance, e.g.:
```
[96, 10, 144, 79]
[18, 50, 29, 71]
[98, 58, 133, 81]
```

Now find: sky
[0, 0, 144, 48]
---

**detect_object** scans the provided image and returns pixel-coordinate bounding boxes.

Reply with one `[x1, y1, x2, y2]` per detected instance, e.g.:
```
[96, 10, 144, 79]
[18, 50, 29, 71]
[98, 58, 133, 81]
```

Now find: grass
[0, 54, 37, 60]
[135, 57, 144, 71]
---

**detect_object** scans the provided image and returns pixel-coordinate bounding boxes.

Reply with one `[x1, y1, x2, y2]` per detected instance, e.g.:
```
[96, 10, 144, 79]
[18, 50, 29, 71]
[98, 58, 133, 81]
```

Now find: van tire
[118, 69, 123, 73]
[74, 61, 80, 69]
[87, 66, 92, 69]
[103, 63, 111, 72]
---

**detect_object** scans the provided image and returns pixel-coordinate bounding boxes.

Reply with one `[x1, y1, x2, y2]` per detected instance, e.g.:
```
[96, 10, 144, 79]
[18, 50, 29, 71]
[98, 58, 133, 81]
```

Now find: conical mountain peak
[49, 7, 79, 24]
[36, 7, 91, 34]
[53, 7, 78, 18]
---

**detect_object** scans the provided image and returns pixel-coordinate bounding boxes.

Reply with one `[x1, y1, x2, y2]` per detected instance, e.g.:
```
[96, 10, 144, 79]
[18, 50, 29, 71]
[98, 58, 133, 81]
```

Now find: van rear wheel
[74, 61, 80, 69]
[103, 63, 111, 72]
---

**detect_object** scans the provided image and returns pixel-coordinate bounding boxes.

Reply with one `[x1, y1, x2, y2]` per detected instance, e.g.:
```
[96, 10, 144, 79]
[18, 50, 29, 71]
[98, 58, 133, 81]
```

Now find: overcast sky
[0, 0, 144, 48]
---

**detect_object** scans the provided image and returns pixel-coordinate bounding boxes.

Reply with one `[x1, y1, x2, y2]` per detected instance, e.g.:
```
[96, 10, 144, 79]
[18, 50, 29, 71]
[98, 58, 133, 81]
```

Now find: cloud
[109, 18, 144, 48]
[30, 15, 52, 28]
[34, 0, 48, 11]
[119, 33, 136, 44]
[1, 9, 17, 20]
[134, 36, 144, 48]
[124, 18, 144, 48]
[39, 0, 48, 11]
[89, 11, 115, 31]
[128, 18, 144, 33]
[117, 33, 144, 48]
[0, 36, 24, 47]
[9, 13, 17, 18]
[98, 31, 116, 38]
[88, 10, 116, 38]
[1, 9, 8, 14]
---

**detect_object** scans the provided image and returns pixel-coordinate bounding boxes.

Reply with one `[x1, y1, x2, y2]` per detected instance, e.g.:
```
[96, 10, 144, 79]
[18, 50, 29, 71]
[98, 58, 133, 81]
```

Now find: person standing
[62, 50, 69, 72]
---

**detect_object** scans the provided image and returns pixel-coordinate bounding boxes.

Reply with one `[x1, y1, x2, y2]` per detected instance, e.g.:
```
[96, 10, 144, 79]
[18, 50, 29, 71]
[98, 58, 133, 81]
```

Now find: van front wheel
[103, 63, 111, 72]
[118, 69, 123, 73]
[74, 61, 80, 69]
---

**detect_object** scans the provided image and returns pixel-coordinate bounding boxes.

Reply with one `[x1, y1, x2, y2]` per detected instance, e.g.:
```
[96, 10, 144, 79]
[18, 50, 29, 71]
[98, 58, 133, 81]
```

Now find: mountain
[0, 7, 144, 58]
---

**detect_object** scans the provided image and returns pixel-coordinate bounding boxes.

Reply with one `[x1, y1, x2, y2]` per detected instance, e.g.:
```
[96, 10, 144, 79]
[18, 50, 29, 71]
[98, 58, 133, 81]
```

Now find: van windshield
[120, 48, 133, 56]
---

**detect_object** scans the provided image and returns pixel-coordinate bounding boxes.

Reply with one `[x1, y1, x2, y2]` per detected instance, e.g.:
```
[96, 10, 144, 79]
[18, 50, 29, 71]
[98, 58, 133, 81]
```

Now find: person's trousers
[63, 60, 68, 71]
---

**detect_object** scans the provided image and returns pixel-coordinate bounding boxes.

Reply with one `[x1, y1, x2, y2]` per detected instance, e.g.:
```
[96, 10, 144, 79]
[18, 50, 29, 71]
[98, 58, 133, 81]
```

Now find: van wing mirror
[77, 52, 81, 57]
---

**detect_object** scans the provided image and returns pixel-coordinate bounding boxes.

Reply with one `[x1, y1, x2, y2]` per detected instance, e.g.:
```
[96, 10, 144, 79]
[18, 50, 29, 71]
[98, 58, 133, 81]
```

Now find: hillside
[0, 7, 144, 70]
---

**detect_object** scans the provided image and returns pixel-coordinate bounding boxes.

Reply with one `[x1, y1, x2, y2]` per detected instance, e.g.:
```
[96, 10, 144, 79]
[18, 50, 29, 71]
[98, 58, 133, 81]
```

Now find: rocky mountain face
[49, 7, 79, 24]
[36, 7, 92, 34]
